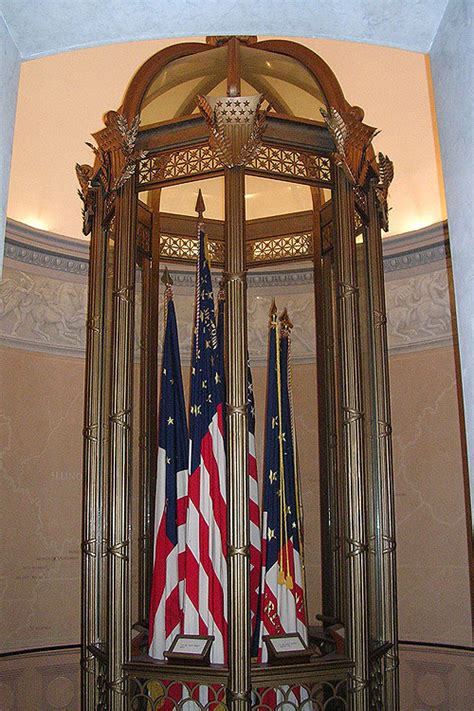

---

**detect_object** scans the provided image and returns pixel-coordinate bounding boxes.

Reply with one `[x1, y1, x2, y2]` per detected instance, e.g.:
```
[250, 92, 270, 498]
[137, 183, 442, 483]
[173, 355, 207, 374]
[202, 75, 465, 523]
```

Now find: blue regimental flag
[148, 277, 189, 660]
[182, 228, 227, 664]
[255, 302, 308, 663]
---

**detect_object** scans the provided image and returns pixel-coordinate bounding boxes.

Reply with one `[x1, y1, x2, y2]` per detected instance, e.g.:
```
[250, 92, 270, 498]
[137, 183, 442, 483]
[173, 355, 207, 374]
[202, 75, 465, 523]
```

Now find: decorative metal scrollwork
[138, 145, 221, 186]
[137, 142, 332, 188]
[345, 537, 369, 558]
[129, 677, 227, 710]
[159, 234, 225, 264]
[321, 105, 378, 187]
[78, 110, 147, 223]
[158, 230, 314, 266]
[108, 540, 129, 560]
[375, 152, 394, 231]
[253, 679, 348, 710]
[128, 677, 349, 710]
[247, 232, 313, 264]
[75, 163, 96, 235]
[249, 145, 332, 184]
[354, 209, 364, 236]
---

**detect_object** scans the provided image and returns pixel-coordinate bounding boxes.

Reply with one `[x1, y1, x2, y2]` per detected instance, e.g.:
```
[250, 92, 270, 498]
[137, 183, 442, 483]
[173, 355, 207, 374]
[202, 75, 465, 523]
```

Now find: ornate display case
[78, 36, 398, 710]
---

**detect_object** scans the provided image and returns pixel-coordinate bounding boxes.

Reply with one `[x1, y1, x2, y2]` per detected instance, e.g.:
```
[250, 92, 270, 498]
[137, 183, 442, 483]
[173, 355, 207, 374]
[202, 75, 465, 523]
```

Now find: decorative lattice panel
[252, 679, 348, 710]
[138, 144, 332, 188]
[160, 234, 224, 264]
[248, 145, 332, 185]
[247, 232, 313, 264]
[129, 678, 227, 710]
[159, 231, 314, 265]
[138, 145, 222, 186]
[128, 677, 348, 710]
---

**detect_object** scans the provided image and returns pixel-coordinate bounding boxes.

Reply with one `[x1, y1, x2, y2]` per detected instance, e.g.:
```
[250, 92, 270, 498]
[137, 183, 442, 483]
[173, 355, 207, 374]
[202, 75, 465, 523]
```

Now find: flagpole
[280, 308, 308, 619]
[273, 302, 292, 589]
[161, 267, 173, 338]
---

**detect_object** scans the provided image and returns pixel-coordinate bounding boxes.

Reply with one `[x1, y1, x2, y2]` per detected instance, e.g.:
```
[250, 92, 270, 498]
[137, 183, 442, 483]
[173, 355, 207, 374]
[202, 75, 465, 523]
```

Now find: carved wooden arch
[121, 37, 351, 123]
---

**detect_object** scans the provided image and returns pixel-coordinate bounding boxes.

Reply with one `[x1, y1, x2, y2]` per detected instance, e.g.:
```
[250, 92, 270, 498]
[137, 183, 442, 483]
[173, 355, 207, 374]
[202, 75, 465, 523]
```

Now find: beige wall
[0, 224, 471, 665]
[1, 342, 470, 651]
[0, 347, 83, 652]
[390, 346, 471, 646]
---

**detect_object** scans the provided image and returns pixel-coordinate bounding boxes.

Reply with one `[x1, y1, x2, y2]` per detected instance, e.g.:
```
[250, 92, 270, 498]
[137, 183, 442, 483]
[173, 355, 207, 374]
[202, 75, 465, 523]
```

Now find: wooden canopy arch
[121, 37, 349, 121]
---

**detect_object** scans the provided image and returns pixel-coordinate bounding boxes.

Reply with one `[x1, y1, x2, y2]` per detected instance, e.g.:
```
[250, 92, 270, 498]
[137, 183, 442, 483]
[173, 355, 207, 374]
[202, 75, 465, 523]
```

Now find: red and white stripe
[182, 405, 228, 663]
[148, 448, 188, 659]
[255, 516, 310, 710]
[248, 425, 261, 635]
[256, 515, 307, 663]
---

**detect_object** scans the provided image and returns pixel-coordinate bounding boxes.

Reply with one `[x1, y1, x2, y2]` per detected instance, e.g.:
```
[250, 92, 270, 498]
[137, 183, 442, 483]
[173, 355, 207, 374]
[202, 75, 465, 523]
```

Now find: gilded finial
[279, 308, 293, 338]
[269, 298, 278, 326]
[161, 267, 173, 300]
[161, 266, 173, 286]
[195, 189, 206, 220]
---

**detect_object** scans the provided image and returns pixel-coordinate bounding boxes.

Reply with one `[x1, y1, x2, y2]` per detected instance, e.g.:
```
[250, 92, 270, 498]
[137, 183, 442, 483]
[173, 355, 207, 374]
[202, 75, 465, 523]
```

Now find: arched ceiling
[0, 1, 449, 58]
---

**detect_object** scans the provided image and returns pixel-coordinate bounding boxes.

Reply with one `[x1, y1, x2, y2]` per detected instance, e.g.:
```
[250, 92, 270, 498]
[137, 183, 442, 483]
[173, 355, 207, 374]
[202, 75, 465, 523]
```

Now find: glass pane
[140, 45, 227, 125]
[247, 260, 321, 626]
[160, 176, 225, 220]
[240, 44, 327, 120]
[140, 42, 328, 126]
[245, 175, 313, 219]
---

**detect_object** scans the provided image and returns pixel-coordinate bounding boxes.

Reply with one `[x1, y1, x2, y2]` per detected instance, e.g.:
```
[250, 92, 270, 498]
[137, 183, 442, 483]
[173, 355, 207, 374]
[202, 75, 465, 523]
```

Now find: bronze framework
[77, 35, 398, 710]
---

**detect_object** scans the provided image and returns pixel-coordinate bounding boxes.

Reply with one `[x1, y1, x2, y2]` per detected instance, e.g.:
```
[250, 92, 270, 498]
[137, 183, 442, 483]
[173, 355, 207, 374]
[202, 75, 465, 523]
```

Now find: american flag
[148, 281, 188, 660]
[182, 228, 227, 664]
[254, 303, 308, 662]
[217, 286, 261, 646]
[247, 358, 262, 644]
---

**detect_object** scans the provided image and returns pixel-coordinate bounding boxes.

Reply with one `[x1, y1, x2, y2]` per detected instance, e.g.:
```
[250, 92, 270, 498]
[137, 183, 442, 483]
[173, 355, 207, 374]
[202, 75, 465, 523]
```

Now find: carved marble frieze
[1, 220, 454, 360]
[384, 269, 454, 352]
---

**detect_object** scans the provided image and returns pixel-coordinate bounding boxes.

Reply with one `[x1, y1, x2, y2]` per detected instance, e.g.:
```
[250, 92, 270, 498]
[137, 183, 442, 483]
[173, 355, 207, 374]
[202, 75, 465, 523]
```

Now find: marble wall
[0, 219, 471, 673]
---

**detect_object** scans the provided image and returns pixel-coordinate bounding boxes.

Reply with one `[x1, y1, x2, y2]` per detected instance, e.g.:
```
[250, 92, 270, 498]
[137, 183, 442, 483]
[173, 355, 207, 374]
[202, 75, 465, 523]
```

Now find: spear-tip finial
[279, 307, 293, 337]
[161, 266, 173, 286]
[269, 297, 278, 325]
[161, 266, 174, 301]
[195, 189, 206, 220]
